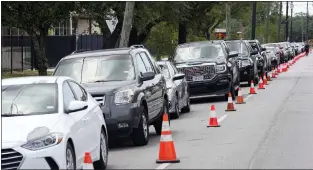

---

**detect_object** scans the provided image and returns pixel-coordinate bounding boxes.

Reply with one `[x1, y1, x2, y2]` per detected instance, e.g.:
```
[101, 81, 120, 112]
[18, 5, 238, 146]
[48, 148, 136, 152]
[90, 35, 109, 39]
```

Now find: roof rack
[130, 45, 145, 49]
[71, 49, 92, 54]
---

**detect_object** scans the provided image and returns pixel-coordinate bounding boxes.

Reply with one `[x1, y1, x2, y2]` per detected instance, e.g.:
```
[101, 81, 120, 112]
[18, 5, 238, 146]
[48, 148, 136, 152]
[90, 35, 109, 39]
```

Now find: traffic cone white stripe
[210, 110, 217, 118]
[227, 96, 232, 103]
[251, 82, 254, 88]
[160, 134, 173, 142]
[238, 89, 242, 96]
[83, 163, 94, 169]
[162, 121, 170, 131]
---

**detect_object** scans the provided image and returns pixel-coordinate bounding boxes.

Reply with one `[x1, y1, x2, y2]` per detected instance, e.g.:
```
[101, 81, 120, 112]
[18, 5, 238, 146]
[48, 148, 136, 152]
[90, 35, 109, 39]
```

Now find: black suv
[226, 40, 259, 85]
[53, 45, 168, 146]
[248, 40, 269, 76]
[170, 40, 240, 100]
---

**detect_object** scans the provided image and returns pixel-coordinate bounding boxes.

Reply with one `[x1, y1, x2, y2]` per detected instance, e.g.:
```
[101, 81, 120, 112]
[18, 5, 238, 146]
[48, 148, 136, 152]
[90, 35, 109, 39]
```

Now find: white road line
[155, 163, 171, 169]
[218, 114, 228, 123]
[244, 94, 253, 101]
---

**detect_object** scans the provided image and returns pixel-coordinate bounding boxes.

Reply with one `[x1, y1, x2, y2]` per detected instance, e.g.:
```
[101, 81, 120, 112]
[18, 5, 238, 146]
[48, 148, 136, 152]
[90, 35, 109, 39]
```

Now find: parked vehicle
[265, 46, 280, 68]
[248, 40, 269, 76]
[291, 42, 299, 55]
[170, 40, 240, 100]
[2, 76, 108, 170]
[280, 42, 294, 61]
[262, 43, 284, 61]
[157, 60, 190, 119]
[226, 40, 259, 85]
[53, 45, 168, 146]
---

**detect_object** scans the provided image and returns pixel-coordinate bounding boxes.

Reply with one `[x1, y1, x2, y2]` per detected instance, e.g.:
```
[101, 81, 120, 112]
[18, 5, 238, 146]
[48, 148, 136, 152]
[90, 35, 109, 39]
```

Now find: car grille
[177, 65, 215, 81]
[1, 149, 23, 170]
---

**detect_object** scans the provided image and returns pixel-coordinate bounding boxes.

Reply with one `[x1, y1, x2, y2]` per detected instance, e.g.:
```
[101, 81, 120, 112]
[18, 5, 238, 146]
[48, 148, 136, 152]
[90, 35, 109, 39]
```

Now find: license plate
[192, 75, 204, 81]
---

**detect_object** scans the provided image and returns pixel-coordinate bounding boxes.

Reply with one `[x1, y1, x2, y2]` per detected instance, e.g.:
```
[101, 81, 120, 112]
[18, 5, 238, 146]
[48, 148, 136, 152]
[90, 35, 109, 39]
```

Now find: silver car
[157, 61, 190, 119]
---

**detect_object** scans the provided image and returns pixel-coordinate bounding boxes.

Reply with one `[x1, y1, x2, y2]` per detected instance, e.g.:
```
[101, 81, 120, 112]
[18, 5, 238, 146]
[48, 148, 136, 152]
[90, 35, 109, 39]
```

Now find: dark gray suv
[53, 45, 168, 146]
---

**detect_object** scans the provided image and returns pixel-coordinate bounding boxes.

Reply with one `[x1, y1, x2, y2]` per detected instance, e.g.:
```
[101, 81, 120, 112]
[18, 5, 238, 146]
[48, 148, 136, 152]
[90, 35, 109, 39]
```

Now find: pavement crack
[247, 76, 300, 169]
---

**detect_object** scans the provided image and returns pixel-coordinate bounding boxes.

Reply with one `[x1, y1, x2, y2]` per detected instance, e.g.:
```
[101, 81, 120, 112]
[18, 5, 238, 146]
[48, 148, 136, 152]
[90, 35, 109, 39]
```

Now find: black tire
[171, 96, 180, 119]
[94, 129, 108, 169]
[225, 83, 235, 101]
[181, 95, 190, 113]
[65, 142, 76, 170]
[131, 106, 149, 146]
[154, 99, 169, 135]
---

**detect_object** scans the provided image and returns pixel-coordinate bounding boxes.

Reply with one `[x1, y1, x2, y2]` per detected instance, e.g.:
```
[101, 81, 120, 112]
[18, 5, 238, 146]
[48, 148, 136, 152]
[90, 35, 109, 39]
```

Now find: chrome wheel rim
[66, 148, 74, 170]
[100, 133, 107, 164]
[142, 114, 148, 139]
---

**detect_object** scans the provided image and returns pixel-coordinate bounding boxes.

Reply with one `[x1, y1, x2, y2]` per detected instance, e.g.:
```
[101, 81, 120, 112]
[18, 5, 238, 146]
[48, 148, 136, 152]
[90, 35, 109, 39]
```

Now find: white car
[2, 76, 108, 170]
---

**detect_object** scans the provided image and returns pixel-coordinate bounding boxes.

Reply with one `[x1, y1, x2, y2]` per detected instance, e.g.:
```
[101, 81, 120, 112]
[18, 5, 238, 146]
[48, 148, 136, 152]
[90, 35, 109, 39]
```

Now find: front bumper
[187, 73, 231, 97]
[2, 141, 67, 169]
[101, 98, 141, 138]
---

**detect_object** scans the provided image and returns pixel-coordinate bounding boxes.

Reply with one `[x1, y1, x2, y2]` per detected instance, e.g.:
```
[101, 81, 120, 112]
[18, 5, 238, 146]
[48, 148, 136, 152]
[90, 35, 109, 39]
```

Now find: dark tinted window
[2, 84, 58, 116]
[140, 52, 155, 72]
[158, 64, 170, 79]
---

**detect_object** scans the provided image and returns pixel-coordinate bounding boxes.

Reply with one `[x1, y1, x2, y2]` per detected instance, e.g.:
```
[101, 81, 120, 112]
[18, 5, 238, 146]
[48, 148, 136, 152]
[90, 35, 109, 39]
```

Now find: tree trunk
[119, 1, 136, 48]
[30, 31, 48, 75]
[178, 22, 187, 44]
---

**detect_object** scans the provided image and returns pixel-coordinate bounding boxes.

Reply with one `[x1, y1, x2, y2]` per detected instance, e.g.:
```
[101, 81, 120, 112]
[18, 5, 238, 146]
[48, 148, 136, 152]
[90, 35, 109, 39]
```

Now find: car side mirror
[140, 71, 155, 81]
[261, 47, 266, 51]
[251, 50, 258, 55]
[279, 47, 283, 49]
[173, 73, 185, 81]
[66, 101, 88, 113]
[228, 51, 239, 58]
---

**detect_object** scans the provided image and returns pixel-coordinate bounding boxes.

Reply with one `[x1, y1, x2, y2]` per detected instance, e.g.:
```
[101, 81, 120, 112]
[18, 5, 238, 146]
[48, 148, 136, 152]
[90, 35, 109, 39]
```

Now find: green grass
[2, 70, 53, 79]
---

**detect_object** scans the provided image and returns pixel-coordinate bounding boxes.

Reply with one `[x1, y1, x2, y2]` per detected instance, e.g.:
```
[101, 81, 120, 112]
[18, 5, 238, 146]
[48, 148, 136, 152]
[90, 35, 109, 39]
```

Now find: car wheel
[66, 142, 76, 170]
[154, 99, 169, 135]
[171, 96, 180, 119]
[94, 129, 108, 169]
[131, 106, 149, 146]
[181, 95, 190, 113]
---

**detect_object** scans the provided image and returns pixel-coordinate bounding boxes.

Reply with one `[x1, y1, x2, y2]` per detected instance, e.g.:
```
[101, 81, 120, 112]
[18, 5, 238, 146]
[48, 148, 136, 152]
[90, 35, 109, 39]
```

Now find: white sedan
[2, 76, 108, 170]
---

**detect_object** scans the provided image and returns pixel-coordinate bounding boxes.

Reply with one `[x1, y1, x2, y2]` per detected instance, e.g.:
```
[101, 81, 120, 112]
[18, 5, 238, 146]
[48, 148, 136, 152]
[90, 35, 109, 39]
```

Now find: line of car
[1, 40, 305, 170]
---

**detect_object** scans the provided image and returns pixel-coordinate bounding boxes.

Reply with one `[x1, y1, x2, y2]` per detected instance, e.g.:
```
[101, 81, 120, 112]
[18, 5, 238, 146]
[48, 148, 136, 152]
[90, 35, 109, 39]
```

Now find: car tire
[181, 96, 190, 113]
[225, 83, 235, 101]
[171, 96, 180, 119]
[65, 142, 76, 170]
[154, 99, 169, 135]
[94, 129, 108, 169]
[131, 106, 149, 146]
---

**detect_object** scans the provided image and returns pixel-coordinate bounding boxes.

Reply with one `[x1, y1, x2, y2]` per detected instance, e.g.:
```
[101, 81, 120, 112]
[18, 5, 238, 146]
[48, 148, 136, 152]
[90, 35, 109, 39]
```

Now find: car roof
[177, 40, 224, 48]
[63, 48, 132, 60]
[2, 76, 70, 86]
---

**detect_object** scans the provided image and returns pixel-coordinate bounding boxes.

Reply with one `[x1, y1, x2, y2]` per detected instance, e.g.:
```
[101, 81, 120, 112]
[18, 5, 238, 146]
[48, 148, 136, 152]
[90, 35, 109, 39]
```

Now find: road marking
[156, 163, 171, 169]
[244, 94, 253, 101]
[218, 114, 228, 123]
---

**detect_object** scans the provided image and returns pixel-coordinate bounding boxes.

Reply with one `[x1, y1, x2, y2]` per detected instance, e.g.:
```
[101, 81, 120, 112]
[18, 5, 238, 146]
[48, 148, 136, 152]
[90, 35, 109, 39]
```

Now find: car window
[140, 52, 155, 72]
[53, 59, 83, 83]
[170, 63, 179, 74]
[63, 81, 76, 108]
[2, 83, 58, 116]
[135, 53, 147, 73]
[68, 81, 87, 101]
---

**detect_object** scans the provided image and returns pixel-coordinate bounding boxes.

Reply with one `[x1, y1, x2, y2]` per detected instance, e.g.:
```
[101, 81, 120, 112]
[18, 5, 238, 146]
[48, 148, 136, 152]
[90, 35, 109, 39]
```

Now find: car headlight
[114, 89, 134, 105]
[216, 64, 227, 73]
[22, 133, 63, 151]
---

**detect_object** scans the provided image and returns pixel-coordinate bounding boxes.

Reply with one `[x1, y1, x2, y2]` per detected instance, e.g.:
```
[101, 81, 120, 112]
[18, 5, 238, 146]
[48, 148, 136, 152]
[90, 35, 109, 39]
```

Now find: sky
[282, 1, 313, 16]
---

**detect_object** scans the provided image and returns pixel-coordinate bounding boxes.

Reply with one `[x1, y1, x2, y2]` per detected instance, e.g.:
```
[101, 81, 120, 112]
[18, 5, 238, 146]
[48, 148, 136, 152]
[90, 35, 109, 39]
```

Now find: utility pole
[251, 2, 257, 40]
[277, 2, 282, 42]
[285, 1, 289, 42]
[306, 1, 309, 41]
[265, 2, 270, 43]
[225, 3, 231, 40]
[301, 13, 304, 42]
[119, 1, 135, 48]
[290, 2, 293, 42]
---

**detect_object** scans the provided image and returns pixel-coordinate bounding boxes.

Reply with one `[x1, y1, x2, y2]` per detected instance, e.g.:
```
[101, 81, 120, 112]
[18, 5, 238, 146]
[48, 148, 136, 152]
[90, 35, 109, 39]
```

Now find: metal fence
[1, 34, 105, 72]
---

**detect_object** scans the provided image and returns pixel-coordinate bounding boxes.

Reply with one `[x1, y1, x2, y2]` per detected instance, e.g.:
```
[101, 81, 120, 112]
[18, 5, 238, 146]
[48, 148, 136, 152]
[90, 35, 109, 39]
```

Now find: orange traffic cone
[258, 77, 265, 89]
[267, 72, 272, 81]
[83, 152, 94, 169]
[277, 66, 281, 74]
[263, 74, 268, 85]
[225, 93, 236, 111]
[207, 105, 220, 127]
[249, 80, 257, 94]
[236, 87, 246, 104]
[156, 113, 180, 164]
[272, 68, 277, 78]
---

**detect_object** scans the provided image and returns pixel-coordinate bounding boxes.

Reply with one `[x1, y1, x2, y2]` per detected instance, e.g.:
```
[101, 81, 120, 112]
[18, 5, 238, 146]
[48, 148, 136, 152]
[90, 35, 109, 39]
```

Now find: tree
[119, 1, 135, 47]
[2, 1, 75, 75]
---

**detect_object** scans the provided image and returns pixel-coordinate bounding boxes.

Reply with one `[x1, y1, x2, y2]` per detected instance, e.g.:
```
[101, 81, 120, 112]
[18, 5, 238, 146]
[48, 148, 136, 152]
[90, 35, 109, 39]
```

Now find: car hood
[175, 57, 225, 67]
[82, 81, 136, 96]
[2, 114, 61, 148]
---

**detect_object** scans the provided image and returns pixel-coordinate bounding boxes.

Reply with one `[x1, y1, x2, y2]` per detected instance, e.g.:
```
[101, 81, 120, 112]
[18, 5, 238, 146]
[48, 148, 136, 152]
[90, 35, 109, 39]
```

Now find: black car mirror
[251, 50, 258, 55]
[279, 46, 283, 49]
[228, 51, 239, 58]
[261, 47, 266, 51]
[140, 71, 155, 81]
[173, 73, 185, 81]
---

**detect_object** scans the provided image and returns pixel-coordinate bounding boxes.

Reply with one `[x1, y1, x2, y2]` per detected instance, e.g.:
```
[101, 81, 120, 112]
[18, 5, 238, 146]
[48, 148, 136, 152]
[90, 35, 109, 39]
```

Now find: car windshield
[174, 44, 225, 62]
[2, 83, 58, 117]
[227, 42, 249, 56]
[54, 55, 135, 83]
[158, 64, 170, 79]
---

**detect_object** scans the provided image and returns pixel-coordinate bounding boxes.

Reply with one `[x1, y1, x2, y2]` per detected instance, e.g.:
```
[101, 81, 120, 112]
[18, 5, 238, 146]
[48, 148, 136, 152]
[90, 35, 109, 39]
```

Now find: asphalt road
[107, 52, 313, 169]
